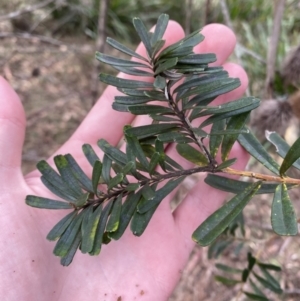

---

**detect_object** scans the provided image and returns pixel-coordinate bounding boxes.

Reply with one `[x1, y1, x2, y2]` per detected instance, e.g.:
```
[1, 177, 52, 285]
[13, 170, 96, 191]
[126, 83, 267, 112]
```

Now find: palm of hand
[0, 22, 248, 301]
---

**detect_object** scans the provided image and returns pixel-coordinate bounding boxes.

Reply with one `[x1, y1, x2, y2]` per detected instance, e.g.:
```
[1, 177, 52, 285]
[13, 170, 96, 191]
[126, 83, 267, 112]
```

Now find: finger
[0, 77, 26, 177]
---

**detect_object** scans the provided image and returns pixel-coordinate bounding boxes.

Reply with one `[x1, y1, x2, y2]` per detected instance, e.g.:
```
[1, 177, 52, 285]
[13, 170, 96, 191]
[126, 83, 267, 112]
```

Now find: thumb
[0, 77, 26, 173]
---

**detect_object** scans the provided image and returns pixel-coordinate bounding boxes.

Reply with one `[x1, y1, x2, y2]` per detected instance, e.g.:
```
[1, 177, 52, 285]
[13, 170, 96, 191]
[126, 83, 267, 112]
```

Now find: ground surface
[1, 31, 300, 301]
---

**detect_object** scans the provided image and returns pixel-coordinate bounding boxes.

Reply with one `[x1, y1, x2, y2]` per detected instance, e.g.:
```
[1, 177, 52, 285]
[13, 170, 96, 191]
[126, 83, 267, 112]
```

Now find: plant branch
[223, 167, 300, 185]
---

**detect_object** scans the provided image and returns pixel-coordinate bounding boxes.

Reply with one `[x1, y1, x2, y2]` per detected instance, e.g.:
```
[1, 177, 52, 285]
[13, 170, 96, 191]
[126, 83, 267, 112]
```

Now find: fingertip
[224, 62, 249, 93]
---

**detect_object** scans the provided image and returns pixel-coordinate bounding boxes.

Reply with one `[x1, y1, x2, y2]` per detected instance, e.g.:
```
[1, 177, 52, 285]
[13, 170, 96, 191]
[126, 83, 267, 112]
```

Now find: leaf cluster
[25, 14, 300, 267]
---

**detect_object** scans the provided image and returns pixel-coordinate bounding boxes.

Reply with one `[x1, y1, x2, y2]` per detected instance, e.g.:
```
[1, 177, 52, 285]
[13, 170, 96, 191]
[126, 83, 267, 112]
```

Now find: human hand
[0, 21, 248, 301]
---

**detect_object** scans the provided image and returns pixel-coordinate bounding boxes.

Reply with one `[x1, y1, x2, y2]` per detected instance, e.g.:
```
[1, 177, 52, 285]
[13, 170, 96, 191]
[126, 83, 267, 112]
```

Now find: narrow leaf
[214, 276, 241, 286]
[89, 201, 113, 255]
[257, 262, 281, 272]
[81, 204, 103, 253]
[153, 75, 166, 89]
[60, 230, 81, 266]
[192, 182, 261, 246]
[100, 73, 153, 89]
[98, 139, 127, 166]
[176, 143, 208, 166]
[280, 136, 300, 175]
[133, 17, 152, 57]
[108, 173, 124, 190]
[128, 104, 173, 115]
[54, 155, 83, 197]
[243, 292, 268, 301]
[215, 263, 243, 274]
[205, 174, 295, 195]
[92, 160, 102, 195]
[253, 272, 283, 294]
[53, 211, 84, 257]
[124, 124, 179, 140]
[65, 154, 93, 192]
[109, 192, 142, 240]
[106, 195, 123, 232]
[150, 14, 169, 46]
[209, 119, 226, 158]
[106, 37, 148, 62]
[82, 144, 100, 167]
[137, 177, 184, 213]
[102, 154, 112, 183]
[47, 211, 78, 241]
[154, 57, 178, 75]
[26, 195, 73, 209]
[238, 130, 280, 175]
[271, 184, 298, 236]
[221, 112, 249, 161]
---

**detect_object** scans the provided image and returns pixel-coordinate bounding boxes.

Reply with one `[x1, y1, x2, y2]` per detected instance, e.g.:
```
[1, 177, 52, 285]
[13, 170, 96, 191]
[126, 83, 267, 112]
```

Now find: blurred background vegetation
[1, 1, 300, 300]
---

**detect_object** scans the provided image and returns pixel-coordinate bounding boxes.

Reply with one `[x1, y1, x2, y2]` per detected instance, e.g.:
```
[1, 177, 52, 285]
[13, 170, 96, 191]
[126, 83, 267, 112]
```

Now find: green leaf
[54, 155, 83, 197]
[124, 124, 179, 140]
[214, 275, 241, 286]
[99, 74, 153, 89]
[280, 136, 300, 175]
[25, 195, 73, 209]
[40, 176, 77, 202]
[238, 130, 280, 175]
[176, 143, 208, 166]
[192, 181, 261, 246]
[266, 132, 300, 169]
[53, 211, 84, 257]
[95, 52, 150, 68]
[98, 139, 127, 166]
[101, 154, 112, 183]
[108, 173, 124, 190]
[47, 211, 78, 241]
[221, 112, 250, 161]
[106, 37, 148, 62]
[248, 252, 256, 271]
[151, 39, 166, 59]
[133, 17, 152, 57]
[109, 192, 142, 240]
[112, 65, 153, 77]
[106, 195, 123, 233]
[259, 266, 282, 292]
[271, 184, 298, 236]
[153, 75, 166, 89]
[149, 152, 160, 175]
[128, 105, 173, 115]
[82, 144, 100, 167]
[131, 199, 159, 236]
[209, 119, 226, 158]
[178, 53, 216, 64]
[89, 201, 113, 255]
[64, 154, 93, 192]
[199, 101, 259, 127]
[115, 95, 151, 105]
[37, 160, 77, 201]
[75, 192, 89, 207]
[150, 14, 169, 46]
[144, 90, 168, 101]
[137, 177, 184, 213]
[249, 278, 268, 299]
[257, 262, 281, 272]
[125, 135, 149, 170]
[253, 272, 283, 294]
[158, 132, 193, 143]
[81, 204, 103, 253]
[159, 29, 204, 57]
[205, 174, 286, 194]
[140, 184, 155, 201]
[154, 57, 178, 75]
[215, 263, 243, 274]
[216, 158, 237, 170]
[92, 160, 102, 195]
[60, 230, 81, 266]
[195, 97, 258, 116]
[243, 292, 269, 301]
